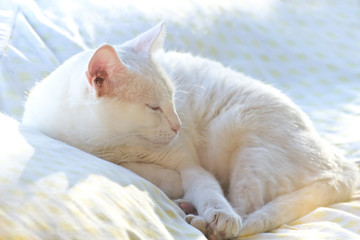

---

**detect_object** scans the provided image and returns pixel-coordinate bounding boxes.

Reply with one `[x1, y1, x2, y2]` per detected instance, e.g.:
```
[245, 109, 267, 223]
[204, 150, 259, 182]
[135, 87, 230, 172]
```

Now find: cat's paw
[185, 214, 207, 235]
[204, 210, 242, 239]
[176, 200, 242, 239]
[175, 199, 198, 215]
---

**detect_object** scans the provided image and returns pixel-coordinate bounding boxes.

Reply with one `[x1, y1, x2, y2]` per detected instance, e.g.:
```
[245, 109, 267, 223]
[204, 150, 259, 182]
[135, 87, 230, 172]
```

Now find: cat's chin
[140, 137, 174, 151]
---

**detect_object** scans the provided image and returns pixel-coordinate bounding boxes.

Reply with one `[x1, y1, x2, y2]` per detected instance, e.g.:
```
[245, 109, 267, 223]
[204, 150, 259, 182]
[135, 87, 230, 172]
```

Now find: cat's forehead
[135, 73, 174, 103]
[110, 69, 173, 104]
[113, 47, 174, 103]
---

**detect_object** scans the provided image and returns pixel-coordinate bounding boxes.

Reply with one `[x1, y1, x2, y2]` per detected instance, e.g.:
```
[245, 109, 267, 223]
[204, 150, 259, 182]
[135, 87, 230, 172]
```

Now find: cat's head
[84, 23, 181, 149]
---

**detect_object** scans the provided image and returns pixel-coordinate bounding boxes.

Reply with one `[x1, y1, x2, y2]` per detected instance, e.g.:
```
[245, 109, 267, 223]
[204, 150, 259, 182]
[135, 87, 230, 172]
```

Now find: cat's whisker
[82, 132, 139, 149]
[175, 89, 191, 94]
[174, 97, 185, 103]
[98, 134, 136, 145]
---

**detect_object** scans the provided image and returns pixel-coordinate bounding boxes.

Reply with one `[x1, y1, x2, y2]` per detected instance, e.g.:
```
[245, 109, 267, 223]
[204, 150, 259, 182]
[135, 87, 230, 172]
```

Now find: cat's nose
[171, 122, 181, 134]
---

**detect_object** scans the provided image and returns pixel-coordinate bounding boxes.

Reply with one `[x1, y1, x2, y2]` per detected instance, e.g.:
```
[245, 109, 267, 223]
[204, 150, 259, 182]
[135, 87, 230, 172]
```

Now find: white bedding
[0, 113, 205, 240]
[0, 0, 359, 239]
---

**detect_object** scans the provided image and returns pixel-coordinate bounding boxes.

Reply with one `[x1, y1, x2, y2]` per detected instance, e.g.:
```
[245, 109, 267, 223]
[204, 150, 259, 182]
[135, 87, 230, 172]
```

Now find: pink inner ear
[88, 44, 123, 81]
[86, 71, 93, 86]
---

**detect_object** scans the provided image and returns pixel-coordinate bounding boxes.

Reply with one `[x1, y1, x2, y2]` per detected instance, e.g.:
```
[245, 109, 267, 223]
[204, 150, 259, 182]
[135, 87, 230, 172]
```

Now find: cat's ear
[86, 44, 124, 96]
[124, 22, 165, 56]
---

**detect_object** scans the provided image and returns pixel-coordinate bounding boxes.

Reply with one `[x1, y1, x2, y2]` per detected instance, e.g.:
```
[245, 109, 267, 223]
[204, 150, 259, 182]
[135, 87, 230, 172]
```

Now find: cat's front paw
[204, 210, 242, 239]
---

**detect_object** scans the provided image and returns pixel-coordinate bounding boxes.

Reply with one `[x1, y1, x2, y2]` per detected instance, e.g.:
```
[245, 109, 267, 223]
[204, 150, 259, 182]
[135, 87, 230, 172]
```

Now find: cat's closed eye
[146, 104, 161, 111]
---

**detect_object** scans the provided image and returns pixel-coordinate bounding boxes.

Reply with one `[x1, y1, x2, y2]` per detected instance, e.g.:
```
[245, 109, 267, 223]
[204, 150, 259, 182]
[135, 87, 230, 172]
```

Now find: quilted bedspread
[0, 0, 359, 239]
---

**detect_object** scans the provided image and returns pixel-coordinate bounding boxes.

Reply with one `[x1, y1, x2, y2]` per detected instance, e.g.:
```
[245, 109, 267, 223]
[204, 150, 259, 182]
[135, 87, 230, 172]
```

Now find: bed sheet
[0, 0, 359, 239]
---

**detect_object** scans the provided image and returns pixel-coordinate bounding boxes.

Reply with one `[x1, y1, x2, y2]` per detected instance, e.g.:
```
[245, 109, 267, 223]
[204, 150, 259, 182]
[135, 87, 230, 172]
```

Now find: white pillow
[0, 113, 205, 240]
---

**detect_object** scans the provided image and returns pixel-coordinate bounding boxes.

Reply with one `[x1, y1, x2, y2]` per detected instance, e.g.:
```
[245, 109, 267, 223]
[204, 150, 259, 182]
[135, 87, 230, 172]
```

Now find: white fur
[23, 23, 357, 239]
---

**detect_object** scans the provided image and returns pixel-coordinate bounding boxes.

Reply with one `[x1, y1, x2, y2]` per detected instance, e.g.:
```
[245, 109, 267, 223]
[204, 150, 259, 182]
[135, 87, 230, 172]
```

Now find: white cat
[22, 23, 357, 239]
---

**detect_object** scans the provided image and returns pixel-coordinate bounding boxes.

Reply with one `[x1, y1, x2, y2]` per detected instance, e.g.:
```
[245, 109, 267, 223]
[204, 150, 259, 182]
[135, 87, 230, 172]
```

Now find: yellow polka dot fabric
[0, 113, 205, 240]
[1, 0, 359, 239]
[240, 193, 360, 240]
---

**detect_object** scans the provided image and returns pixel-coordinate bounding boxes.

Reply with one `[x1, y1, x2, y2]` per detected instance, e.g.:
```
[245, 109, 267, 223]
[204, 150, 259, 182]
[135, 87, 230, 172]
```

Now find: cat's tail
[239, 164, 358, 236]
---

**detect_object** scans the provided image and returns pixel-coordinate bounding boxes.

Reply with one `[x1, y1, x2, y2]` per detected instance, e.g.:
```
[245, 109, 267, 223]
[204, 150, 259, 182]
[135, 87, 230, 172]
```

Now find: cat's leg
[180, 165, 242, 239]
[121, 162, 184, 199]
[227, 148, 267, 218]
[228, 146, 357, 236]
[239, 178, 354, 236]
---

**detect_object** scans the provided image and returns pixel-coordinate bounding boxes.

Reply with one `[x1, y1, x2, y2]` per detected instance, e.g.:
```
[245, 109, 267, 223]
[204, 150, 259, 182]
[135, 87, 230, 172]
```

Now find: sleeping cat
[22, 23, 357, 239]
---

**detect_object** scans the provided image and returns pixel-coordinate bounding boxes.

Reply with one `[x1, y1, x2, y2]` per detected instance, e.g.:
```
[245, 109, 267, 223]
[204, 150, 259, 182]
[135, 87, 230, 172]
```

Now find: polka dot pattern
[0, 114, 203, 240]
